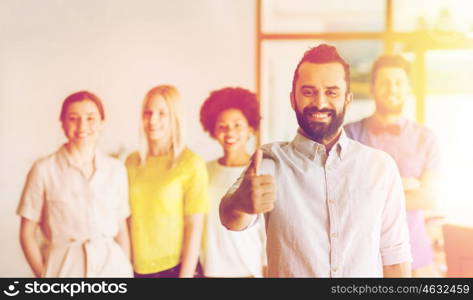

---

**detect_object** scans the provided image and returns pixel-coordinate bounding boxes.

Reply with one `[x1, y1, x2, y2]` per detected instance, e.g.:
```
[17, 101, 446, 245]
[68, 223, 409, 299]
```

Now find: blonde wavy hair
[139, 85, 184, 167]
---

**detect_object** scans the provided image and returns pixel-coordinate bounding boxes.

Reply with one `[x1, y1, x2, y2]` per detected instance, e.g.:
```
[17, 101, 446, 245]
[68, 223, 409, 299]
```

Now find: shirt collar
[291, 129, 348, 161]
[58, 144, 104, 170]
[336, 130, 348, 160]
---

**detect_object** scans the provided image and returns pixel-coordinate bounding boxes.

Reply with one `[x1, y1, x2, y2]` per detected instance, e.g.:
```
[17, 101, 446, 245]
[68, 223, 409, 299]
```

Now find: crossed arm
[403, 171, 440, 211]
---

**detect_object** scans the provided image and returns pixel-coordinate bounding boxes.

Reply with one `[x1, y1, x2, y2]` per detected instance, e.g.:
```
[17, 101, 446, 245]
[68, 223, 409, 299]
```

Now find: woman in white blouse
[199, 87, 266, 277]
[17, 91, 133, 277]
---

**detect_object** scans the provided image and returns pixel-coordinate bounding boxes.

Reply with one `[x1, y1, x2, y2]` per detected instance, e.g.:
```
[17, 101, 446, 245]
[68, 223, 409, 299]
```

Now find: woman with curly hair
[199, 87, 266, 277]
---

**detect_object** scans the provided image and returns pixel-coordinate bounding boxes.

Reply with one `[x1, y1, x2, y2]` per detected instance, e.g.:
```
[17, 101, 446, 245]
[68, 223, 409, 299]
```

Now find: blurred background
[1, 0, 472, 277]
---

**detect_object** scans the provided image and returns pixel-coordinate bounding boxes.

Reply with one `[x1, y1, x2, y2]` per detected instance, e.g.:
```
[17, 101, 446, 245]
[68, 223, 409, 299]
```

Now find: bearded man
[345, 55, 441, 277]
[219, 44, 412, 277]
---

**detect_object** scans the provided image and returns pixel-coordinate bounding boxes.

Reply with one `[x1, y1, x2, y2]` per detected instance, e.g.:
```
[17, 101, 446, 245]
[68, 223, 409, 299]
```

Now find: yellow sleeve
[183, 154, 209, 215]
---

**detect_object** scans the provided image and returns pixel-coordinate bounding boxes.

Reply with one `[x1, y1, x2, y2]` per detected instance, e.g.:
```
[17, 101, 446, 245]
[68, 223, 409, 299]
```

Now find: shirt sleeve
[258, 217, 268, 267]
[344, 121, 362, 141]
[183, 155, 209, 215]
[17, 161, 45, 222]
[343, 123, 355, 139]
[380, 157, 413, 266]
[117, 164, 131, 220]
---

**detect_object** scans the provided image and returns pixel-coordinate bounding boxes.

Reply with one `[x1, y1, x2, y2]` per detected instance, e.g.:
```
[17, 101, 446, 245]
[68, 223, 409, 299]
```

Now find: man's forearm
[383, 262, 412, 277]
[220, 194, 252, 231]
[403, 173, 439, 211]
[405, 188, 436, 211]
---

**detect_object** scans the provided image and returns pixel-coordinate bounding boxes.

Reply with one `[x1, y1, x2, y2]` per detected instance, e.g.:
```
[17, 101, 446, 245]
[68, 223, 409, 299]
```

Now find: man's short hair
[371, 55, 410, 85]
[292, 43, 351, 95]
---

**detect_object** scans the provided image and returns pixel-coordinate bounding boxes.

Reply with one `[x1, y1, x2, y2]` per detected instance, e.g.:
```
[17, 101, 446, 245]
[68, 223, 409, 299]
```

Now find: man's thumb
[246, 149, 263, 176]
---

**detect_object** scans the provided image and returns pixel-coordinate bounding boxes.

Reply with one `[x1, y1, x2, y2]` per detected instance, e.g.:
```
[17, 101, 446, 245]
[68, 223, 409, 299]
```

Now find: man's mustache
[303, 107, 335, 115]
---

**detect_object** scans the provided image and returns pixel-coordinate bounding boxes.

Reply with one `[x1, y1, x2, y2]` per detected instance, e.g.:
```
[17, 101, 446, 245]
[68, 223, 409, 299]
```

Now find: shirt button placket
[86, 183, 96, 234]
[326, 161, 340, 278]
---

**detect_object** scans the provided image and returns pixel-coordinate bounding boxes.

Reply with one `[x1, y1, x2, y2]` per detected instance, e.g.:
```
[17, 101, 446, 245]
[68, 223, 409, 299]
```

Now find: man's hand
[402, 177, 421, 191]
[233, 149, 277, 214]
[403, 172, 439, 211]
[220, 149, 277, 231]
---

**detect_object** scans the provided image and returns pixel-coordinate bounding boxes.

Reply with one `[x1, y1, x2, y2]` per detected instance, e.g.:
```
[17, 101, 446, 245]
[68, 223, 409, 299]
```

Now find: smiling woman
[17, 91, 133, 278]
[198, 87, 266, 277]
[126, 85, 209, 278]
[60, 92, 105, 152]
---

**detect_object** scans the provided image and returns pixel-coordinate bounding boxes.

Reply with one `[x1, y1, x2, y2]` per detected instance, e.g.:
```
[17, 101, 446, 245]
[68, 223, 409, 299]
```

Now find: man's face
[372, 67, 411, 116]
[291, 62, 352, 144]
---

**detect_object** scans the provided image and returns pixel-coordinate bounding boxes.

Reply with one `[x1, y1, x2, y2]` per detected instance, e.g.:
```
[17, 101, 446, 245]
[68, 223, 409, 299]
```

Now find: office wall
[0, 0, 255, 277]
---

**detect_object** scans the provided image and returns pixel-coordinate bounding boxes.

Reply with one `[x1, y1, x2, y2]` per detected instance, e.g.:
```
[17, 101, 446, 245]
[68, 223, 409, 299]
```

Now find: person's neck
[299, 128, 342, 154]
[373, 111, 402, 125]
[148, 139, 172, 157]
[65, 142, 95, 166]
[218, 150, 250, 167]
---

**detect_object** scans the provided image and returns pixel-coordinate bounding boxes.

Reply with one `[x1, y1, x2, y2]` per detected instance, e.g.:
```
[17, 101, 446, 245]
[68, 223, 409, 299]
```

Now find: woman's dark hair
[59, 91, 105, 121]
[200, 87, 260, 136]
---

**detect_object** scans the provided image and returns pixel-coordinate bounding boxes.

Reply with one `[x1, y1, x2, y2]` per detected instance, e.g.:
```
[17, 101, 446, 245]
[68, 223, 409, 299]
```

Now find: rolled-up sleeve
[380, 158, 413, 265]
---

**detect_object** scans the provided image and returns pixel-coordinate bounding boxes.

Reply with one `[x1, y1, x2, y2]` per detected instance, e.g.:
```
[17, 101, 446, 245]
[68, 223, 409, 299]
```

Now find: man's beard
[375, 99, 403, 115]
[295, 104, 347, 143]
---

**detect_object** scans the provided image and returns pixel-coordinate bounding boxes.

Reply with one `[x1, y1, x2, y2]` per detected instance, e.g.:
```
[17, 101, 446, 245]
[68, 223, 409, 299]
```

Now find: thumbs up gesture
[233, 149, 277, 214]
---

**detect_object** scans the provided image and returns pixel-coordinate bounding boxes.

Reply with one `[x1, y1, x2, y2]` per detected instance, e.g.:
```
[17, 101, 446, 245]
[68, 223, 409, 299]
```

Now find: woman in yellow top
[126, 85, 208, 278]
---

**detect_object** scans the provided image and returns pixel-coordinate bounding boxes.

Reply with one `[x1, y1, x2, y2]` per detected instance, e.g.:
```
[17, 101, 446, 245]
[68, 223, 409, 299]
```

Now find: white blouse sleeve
[17, 161, 45, 222]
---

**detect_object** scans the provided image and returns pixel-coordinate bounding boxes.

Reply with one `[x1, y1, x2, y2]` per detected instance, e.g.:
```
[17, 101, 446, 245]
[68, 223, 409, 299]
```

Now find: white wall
[0, 0, 255, 277]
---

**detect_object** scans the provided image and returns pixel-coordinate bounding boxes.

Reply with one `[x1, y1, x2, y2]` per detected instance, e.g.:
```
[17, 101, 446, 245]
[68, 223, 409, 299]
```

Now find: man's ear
[345, 92, 353, 106]
[290, 91, 296, 110]
[369, 82, 375, 98]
